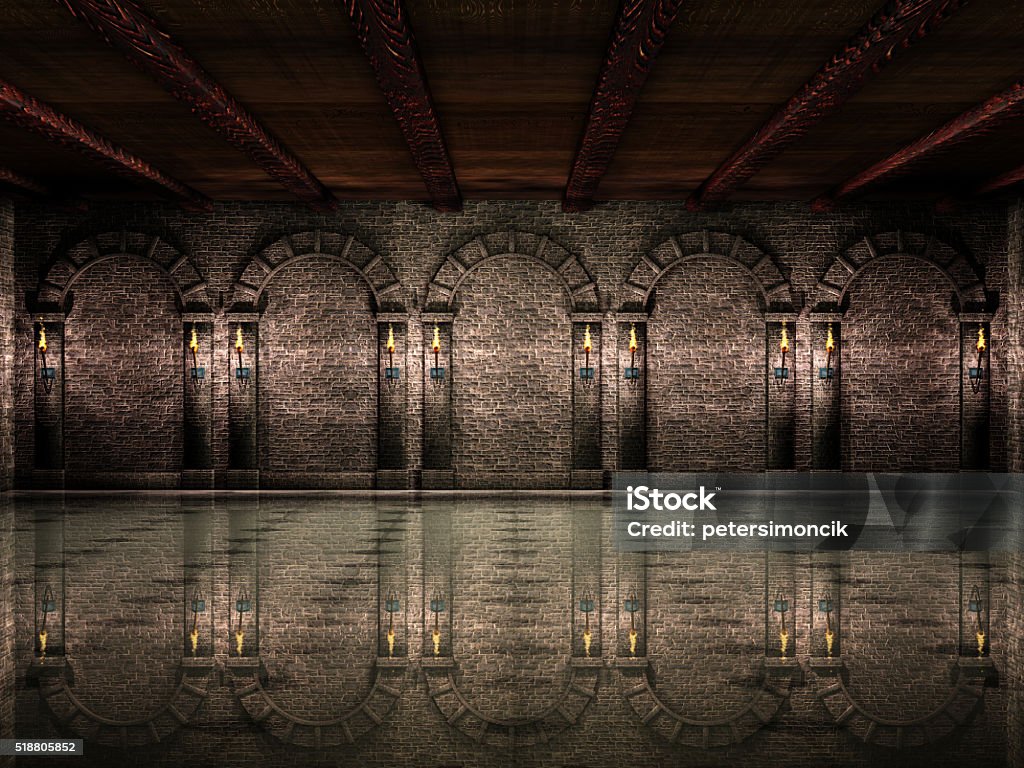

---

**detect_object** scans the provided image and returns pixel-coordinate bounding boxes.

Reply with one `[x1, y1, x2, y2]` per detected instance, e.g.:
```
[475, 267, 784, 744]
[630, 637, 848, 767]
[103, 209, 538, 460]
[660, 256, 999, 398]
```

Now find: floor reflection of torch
[774, 592, 790, 657]
[969, 586, 985, 657]
[624, 591, 640, 656]
[820, 593, 834, 657]
[189, 588, 205, 657]
[38, 585, 56, 661]
[579, 589, 595, 657]
[235, 588, 252, 657]
[384, 589, 400, 658]
[430, 593, 446, 656]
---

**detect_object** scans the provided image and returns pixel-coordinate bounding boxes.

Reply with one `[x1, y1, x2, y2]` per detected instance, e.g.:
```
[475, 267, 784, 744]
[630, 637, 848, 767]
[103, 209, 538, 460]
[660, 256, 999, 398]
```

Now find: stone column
[960, 312, 993, 471]
[377, 313, 409, 489]
[766, 313, 797, 471]
[32, 313, 65, 488]
[226, 315, 258, 488]
[182, 313, 214, 489]
[421, 314, 452, 489]
[810, 313, 842, 470]
[571, 313, 602, 488]
[617, 314, 646, 471]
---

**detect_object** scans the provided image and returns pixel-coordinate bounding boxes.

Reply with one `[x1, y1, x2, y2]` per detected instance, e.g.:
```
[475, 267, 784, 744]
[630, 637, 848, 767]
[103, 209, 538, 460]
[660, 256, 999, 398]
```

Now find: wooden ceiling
[1, 0, 1023, 207]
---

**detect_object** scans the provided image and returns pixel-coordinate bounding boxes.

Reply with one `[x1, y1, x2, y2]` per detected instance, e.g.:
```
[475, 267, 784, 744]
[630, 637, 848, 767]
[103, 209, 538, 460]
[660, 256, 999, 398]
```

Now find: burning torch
[429, 324, 445, 385]
[820, 323, 836, 385]
[384, 589, 400, 658]
[234, 588, 252, 657]
[234, 326, 250, 388]
[774, 323, 790, 384]
[624, 591, 640, 656]
[188, 325, 204, 389]
[384, 324, 399, 385]
[38, 585, 56, 661]
[624, 324, 640, 384]
[774, 592, 790, 657]
[189, 588, 206, 657]
[970, 325, 987, 394]
[968, 586, 986, 657]
[819, 593, 835, 657]
[579, 589, 595, 657]
[37, 323, 55, 395]
[580, 325, 594, 386]
[429, 592, 446, 656]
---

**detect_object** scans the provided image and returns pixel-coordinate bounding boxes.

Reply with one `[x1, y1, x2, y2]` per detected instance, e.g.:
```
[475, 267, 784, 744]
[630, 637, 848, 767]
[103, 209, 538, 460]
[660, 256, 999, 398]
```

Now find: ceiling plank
[688, 0, 968, 209]
[344, 0, 461, 212]
[0, 77, 210, 210]
[59, 0, 337, 212]
[0, 166, 50, 196]
[816, 79, 1024, 208]
[563, 0, 684, 213]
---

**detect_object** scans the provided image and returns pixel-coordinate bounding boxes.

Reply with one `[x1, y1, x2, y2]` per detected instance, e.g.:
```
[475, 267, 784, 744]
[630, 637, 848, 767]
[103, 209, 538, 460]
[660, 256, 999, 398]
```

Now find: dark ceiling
[1, 0, 1024, 207]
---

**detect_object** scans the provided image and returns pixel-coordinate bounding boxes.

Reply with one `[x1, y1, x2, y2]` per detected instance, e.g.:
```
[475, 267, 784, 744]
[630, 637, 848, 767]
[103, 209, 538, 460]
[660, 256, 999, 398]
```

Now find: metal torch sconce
[773, 592, 790, 657]
[818, 593, 835, 657]
[37, 585, 57, 660]
[774, 323, 790, 384]
[188, 325, 205, 389]
[819, 324, 836, 385]
[429, 325, 445, 385]
[429, 592, 446, 656]
[384, 324, 400, 384]
[189, 588, 206, 657]
[624, 591, 640, 656]
[234, 326, 250, 388]
[37, 322, 56, 395]
[969, 325, 987, 394]
[623, 324, 640, 384]
[968, 586, 986, 657]
[579, 325, 595, 385]
[234, 588, 253, 657]
[384, 589, 400, 658]
[579, 589, 595, 657]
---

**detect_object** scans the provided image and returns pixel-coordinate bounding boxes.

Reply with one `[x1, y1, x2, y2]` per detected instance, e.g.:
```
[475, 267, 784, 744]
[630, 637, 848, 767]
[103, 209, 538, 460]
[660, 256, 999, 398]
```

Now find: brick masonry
[0, 199, 12, 492]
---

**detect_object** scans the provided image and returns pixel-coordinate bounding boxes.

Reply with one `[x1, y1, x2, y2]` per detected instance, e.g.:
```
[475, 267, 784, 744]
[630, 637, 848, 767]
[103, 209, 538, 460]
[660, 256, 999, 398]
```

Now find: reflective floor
[0, 492, 1020, 767]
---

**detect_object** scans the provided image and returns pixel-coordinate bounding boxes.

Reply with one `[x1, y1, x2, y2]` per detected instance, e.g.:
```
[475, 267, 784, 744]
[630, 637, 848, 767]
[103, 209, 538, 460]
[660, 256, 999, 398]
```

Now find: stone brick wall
[63, 259, 183, 481]
[0, 498, 12, 768]
[7, 200, 1010, 487]
[0, 199, 13, 492]
[1008, 199, 1023, 473]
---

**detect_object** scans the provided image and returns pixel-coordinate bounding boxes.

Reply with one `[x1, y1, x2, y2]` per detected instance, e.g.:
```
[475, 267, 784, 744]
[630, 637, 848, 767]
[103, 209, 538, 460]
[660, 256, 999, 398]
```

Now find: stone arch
[37, 229, 212, 313]
[812, 230, 986, 312]
[622, 230, 793, 312]
[425, 231, 598, 312]
[232, 229, 404, 313]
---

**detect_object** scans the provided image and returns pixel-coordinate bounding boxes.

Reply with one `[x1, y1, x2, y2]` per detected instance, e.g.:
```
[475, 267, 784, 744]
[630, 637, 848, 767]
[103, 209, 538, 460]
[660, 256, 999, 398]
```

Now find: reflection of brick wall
[842, 258, 960, 471]
[64, 260, 182, 477]
[0, 500, 12, 763]
[452, 257, 572, 488]
[647, 259, 765, 471]
[0, 200, 12, 491]
[258, 258, 377, 481]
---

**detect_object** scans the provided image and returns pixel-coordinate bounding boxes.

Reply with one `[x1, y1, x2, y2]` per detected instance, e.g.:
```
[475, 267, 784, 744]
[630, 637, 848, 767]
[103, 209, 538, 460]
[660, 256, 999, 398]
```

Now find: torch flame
[38, 630, 47, 658]
[432, 629, 441, 657]
[583, 325, 592, 354]
[189, 325, 199, 353]
[386, 324, 396, 355]
[977, 326, 986, 353]
[629, 628, 637, 657]
[825, 629, 834, 658]
[190, 628, 199, 657]
[826, 324, 835, 353]
[387, 628, 395, 658]
[583, 629, 592, 658]
[628, 324, 638, 354]
[431, 325, 441, 354]
[977, 631, 986, 657]
[235, 326, 244, 353]
[235, 630, 244, 657]
[38, 324, 48, 352]
[780, 323, 790, 354]
[779, 628, 789, 656]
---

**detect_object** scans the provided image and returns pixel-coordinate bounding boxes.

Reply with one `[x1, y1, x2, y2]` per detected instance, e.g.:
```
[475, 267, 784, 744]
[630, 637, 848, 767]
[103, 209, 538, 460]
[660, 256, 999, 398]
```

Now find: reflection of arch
[232, 229, 404, 312]
[37, 230, 211, 313]
[813, 231, 986, 311]
[812, 663, 986, 749]
[614, 661, 793, 748]
[425, 231, 598, 312]
[423, 659, 599, 747]
[229, 661, 407, 748]
[38, 659, 213, 749]
[623, 231, 793, 312]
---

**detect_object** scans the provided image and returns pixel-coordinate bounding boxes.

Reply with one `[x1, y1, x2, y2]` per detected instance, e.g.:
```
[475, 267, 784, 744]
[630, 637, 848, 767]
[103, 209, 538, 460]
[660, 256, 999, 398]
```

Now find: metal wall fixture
[624, 591, 640, 656]
[36, 322, 56, 394]
[819, 324, 836, 384]
[234, 588, 253, 657]
[773, 591, 790, 656]
[429, 592, 446, 656]
[579, 324, 595, 385]
[579, 588, 595, 657]
[818, 592, 835, 657]
[188, 325, 205, 389]
[624, 324, 640, 383]
[384, 589, 400, 658]
[774, 322, 790, 383]
[188, 588, 206, 657]
[384, 324, 400, 384]
[967, 585, 986, 657]
[429, 324, 445, 384]
[37, 585, 57, 661]
[234, 326, 250, 388]
[969, 325, 987, 394]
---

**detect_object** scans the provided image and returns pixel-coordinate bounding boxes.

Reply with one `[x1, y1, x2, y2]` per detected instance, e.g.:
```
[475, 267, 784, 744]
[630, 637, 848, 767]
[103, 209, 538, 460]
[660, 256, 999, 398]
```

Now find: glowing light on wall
[968, 586, 986, 657]
[774, 592, 790, 657]
[818, 593, 835, 657]
[234, 326, 250, 388]
[969, 325, 987, 394]
[579, 325, 595, 385]
[624, 591, 640, 656]
[774, 323, 790, 383]
[429, 324, 445, 384]
[579, 589, 595, 657]
[189, 588, 206, 657]
[384, 324, 400, 384]
[384, 590, 400, 658]
[819, 324, 836, 384]
[624, 324, 640, 383]
[429, 593, 446, 656]
[37, 585, 56, 661]
[188, 325, 205, 389]
[234, 588, 253, 657]
[37, 323, 56, 395]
